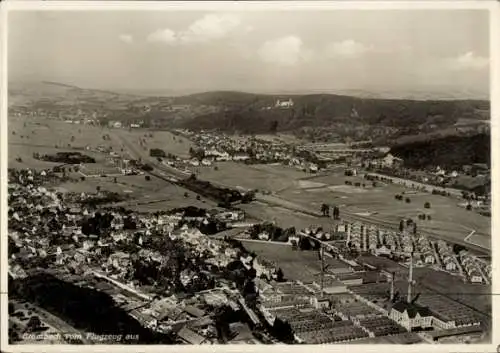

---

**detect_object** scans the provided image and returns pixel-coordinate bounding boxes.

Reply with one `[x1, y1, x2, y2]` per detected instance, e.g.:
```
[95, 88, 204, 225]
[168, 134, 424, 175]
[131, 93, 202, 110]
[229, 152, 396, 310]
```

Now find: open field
[412, 267, 491, 317]
[55, 174, 216, 211]
[9, 117, 123, 151]
[465, 233, 490, 249]
[195, 162, 309, 192]
[239, 202, 340, 232]
[9, 117, 121, 170]
[277, 172, 491, 250]
[113, 129, 194, 159]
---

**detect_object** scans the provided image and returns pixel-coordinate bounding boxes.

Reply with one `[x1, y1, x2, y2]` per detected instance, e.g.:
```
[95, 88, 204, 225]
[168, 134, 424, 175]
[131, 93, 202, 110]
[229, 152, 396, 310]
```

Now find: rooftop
[177, 326, 207, 345]
[391, 301, 433, 318]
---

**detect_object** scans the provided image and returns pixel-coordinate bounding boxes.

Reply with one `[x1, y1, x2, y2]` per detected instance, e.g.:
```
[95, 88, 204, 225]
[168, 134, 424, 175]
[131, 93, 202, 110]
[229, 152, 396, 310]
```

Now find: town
[6, 7, 492, 348]
[8, 106, 491, 345]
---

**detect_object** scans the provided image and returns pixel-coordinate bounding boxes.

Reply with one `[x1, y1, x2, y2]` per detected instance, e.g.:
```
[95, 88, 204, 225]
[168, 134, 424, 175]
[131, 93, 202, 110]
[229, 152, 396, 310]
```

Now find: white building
[275, 99, 294, 109]
[390, 302, 433, 331]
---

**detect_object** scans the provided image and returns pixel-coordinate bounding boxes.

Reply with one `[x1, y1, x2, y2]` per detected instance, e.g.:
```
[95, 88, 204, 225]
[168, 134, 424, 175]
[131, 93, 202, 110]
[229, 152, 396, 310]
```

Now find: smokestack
[390, 272, 395, 301]
[362, 226, 367, 252]
[346, 223, 351, 244]
[407, 251, 414, 303]
[319, 246, 325, 298]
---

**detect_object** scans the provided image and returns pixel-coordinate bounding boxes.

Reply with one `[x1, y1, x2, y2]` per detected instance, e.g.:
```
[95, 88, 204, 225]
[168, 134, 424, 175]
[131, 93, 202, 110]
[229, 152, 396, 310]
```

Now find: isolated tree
[424, 202, 431, 209]
[334, 206, 340, 220]
[276, 268, 285, 282]
[405, 197, 411, 203]
[270, 120, 279, 134]
[298, 236, 311, 251]
[399, 220, 405, 232]
[321, 203, 330, 217]
[96, 186, 101, 193]
[466, 204, 472, 211]
[145, 175, 151, 181]
[27, 316, 42, 332]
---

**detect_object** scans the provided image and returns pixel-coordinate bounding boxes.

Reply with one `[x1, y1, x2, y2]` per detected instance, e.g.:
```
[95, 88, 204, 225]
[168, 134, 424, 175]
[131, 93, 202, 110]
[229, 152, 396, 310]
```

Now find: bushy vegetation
[35, 151, 96, 164]
[149, 148, 166, 158]
[179, 178, 244, 206]
[9, 274, 173, 343]
[390, 133, 490, 170]
[175, 92, 488, 136]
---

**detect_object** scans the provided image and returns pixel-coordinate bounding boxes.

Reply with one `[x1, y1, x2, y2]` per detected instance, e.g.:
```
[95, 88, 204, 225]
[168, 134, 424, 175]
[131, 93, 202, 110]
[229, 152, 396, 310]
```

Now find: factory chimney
[362, 226, 368, 252]
[407, 250, 414, 303]
[390, 272, 395, 301]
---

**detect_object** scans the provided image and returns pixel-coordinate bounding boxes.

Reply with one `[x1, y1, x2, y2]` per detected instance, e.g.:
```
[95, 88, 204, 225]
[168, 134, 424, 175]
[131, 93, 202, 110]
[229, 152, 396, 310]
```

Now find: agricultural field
[8, 117, 121, 170]
[194, 162, 309, 192]
[55, 174, 216, 211]
[9, 117, 122, 151]
[277, 171, 491, 250]
[112, 129, 194, 159]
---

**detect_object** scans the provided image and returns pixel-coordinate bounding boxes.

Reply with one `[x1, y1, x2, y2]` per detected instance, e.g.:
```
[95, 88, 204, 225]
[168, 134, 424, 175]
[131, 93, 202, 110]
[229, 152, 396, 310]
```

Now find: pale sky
[8, 10, 490, 98]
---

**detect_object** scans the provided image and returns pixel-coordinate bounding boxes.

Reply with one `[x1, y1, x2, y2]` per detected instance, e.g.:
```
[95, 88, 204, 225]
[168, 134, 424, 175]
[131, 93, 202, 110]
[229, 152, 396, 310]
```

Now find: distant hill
[174, 91, 489, 134]
[390, 133, 490, 170]
[8, 82, 490, 142]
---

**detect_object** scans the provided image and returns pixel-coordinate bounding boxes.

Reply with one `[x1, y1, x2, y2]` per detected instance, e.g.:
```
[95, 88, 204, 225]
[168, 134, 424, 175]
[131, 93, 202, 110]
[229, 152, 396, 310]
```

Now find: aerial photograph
[4, 5, 492, 347]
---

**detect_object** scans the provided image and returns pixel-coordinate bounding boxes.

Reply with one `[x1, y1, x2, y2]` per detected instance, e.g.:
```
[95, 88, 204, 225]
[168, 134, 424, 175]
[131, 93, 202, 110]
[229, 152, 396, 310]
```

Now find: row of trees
[35, 151, 96, 164]
[320, 203, 340, 219]
[399, 219, 418, 235]
[394, 194, 411, 203]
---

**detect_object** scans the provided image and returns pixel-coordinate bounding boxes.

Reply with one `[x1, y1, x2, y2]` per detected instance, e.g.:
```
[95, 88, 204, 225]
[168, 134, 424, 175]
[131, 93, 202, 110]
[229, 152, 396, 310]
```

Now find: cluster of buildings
[254, 251, 484, 345]
[458, 251, 490, 284]
[175, 130, 319, 171]
[7, 167, 292, 344]
[297, 220, 491, 285]
[105, 120, 145, 129]
[366, 162, 491, 200]
[259, 98, 295, 110]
